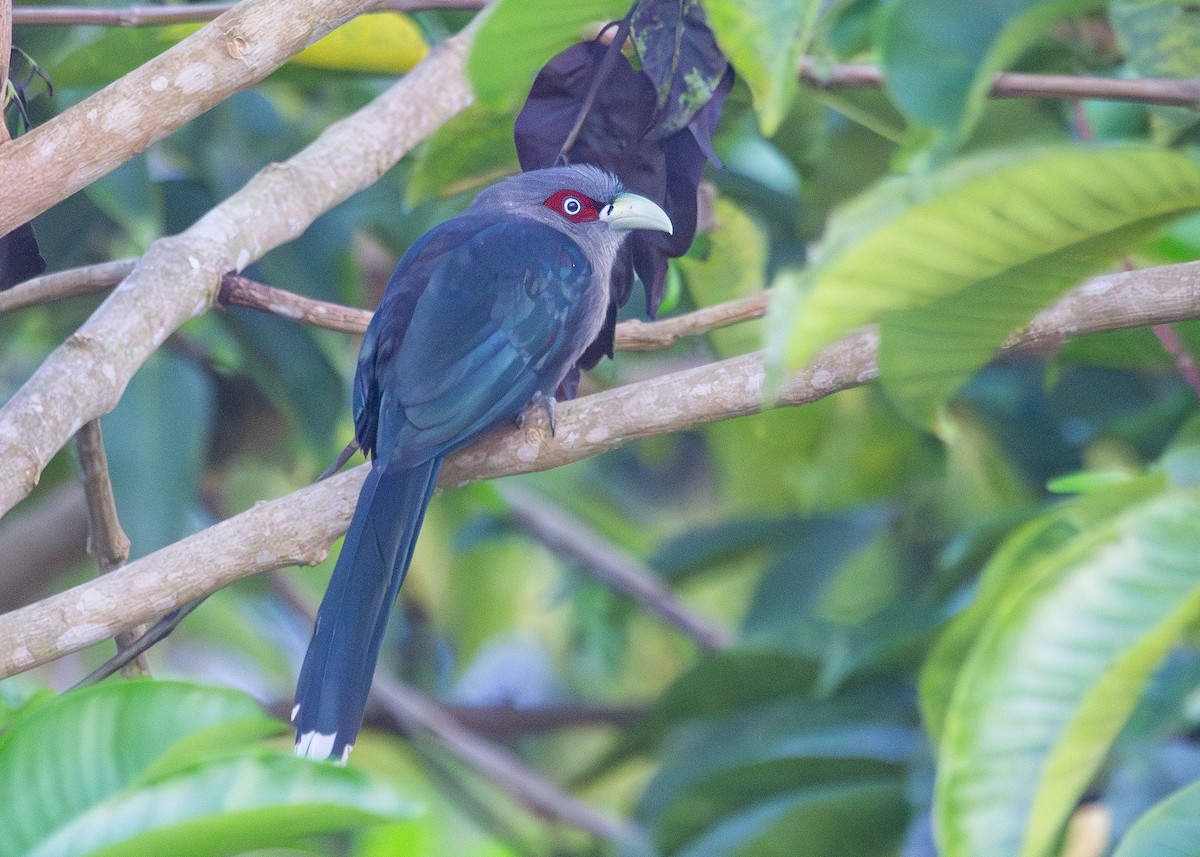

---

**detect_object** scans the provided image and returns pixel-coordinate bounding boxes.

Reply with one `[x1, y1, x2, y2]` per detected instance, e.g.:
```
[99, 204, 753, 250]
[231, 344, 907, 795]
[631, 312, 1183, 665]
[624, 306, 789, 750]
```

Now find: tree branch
[0, 258, 135, 315]
[0, 0, 387, 238]
[502, 484, 732, 651]
[3, 259, 1200, 679]
[11, 0, 486, 27]
[0, 13, 481, 520]
[799, 57, 1200, 108]
[76, 420, 149, 676]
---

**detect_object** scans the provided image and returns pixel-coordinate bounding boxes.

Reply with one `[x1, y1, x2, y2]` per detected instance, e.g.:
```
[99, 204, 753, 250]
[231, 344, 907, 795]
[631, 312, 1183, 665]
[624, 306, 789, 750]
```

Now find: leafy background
[4, 0, 1200, 855]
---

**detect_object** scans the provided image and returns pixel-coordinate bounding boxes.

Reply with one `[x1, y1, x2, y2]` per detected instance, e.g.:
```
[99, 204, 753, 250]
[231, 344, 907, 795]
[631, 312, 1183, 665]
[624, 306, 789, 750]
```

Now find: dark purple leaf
[631, 0, 729, 139]
[0, 224, 46, 290]
[515, 40, 662, 197]
[688, 66, 734, 167]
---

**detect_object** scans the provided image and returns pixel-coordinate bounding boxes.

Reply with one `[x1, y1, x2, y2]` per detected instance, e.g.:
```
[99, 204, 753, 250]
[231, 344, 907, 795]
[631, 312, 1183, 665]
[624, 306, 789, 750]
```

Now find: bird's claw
[518, 391, 558, 437]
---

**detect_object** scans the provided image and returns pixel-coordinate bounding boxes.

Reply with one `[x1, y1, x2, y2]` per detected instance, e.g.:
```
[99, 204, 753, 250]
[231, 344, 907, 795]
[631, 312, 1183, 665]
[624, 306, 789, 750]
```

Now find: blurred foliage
[4, 0, 1200, 855]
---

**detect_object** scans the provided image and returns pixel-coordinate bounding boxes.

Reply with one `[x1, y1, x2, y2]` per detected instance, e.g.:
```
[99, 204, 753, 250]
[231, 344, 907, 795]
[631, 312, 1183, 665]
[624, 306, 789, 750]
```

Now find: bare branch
[219, 272, 371, 335]
[799, 57, 1200, 108]
[0, 259, 136, 315]
[4, 259, 1200, 679]
[76, 420, 149, 676]
[0, 15, 480, 520]
[503, 484, 732, 651]
[615, 293, 767, 351]
[0, 0, 390, 238]
[12, 0, 485, 27]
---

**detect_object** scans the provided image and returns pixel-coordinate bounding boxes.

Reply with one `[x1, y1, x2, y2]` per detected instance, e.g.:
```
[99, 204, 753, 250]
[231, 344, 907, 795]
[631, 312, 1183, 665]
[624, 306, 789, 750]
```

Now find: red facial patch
[543, 189, 601, 223]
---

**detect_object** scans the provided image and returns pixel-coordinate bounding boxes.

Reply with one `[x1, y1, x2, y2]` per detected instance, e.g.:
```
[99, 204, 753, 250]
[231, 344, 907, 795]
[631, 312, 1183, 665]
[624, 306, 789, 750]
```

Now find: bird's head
[470, 165, 672, 250]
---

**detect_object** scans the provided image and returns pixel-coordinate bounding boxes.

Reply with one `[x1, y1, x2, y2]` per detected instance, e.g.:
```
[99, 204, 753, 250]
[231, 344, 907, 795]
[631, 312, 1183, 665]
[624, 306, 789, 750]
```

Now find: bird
[293, 165, 672, 761]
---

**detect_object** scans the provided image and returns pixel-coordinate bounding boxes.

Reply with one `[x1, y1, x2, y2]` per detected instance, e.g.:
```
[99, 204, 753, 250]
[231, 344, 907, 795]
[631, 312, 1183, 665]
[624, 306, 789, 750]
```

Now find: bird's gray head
[470, 165, 672, 257]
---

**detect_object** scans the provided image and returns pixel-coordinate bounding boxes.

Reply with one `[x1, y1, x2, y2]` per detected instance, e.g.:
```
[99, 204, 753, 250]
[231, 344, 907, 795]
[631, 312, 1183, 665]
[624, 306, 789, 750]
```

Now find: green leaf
[1109, 0, 1200, 143]
[28, 755, 415, 857]
[0, 681, 418, 857]
[877, 0, 1104, 144]
[673, 781, 909, 857]
[700, 0, 819, 135]
[467, 0, 629, 109]
[933, 484, 1200, 857]
[776, 146, 1200, 422]
[1112, 778, 1200, 857]
[677, 197, 768, 358]
[919, 474, 1164, 741]
[657, 758, 904, 853]
[406, 104, 519, 207]
[102, 349, 214, 558]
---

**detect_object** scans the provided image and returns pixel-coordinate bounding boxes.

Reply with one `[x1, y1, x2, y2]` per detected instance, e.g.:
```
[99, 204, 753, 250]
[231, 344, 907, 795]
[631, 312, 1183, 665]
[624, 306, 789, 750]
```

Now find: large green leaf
[700, 0, 819, 135]
[1112, 778, 1200, 857]
[933, 484, 1200, 857]
[0, 681, 417, 857]
[27, 755, 415, 857]
[776, 146, 1200, 422]
[877, 0, 1104, 144]
[919, 474, 1165, 742]
[467, 0, 629, 109]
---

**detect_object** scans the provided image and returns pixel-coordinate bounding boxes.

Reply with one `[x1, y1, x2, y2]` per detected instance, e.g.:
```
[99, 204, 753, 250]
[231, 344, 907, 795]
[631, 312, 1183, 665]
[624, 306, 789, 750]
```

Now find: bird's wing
[362, 217, 599, 468]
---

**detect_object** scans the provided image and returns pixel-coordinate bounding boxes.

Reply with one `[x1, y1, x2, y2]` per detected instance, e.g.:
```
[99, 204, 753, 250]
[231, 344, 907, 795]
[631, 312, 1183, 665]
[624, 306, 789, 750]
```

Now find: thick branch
[0, 16, 479, 520]
[0, 0, 384, 238]
[3, 259, 1199, 679]
[799, 57, 1200, 108]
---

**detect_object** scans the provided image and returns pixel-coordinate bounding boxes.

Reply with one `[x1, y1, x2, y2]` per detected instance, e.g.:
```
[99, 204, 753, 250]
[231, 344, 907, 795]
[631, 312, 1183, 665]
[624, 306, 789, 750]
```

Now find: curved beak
[600, 192, 673, 234]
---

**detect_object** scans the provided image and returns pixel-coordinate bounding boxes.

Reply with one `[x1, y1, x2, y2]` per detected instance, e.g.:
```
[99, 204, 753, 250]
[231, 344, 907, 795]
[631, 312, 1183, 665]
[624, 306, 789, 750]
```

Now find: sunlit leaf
[776, 146, 1200, 423]
[933, 484, 1200, 857]
[700, 0, 817, 135]
[0, 681, 417, 857]
[291, 12, 428, 74]
[467, 0, 629, 109]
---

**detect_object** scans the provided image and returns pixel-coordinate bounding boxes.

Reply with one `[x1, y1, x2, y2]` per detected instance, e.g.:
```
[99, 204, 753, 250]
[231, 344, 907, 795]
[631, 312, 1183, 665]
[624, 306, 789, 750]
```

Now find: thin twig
[11, 0, 485, 27]
[799, 57, 1200, 108]
[219, 272, 372, 334]
[502, 484, 732, 651]
[75, 420, 149, 676]
[271, 573, 649, 848]
[1152, 324, 1200, 400]
[0, 258, 135, 314]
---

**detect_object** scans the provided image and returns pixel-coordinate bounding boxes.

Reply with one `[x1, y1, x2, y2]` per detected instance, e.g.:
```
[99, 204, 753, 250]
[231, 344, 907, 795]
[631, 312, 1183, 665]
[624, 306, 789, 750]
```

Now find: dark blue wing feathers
[298, 212, 602, 759]
[361, 217, 595, 467]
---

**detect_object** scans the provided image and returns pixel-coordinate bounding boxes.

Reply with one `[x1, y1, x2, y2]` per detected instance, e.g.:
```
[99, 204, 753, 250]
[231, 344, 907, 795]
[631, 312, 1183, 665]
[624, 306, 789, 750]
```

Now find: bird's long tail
[293, 456, 442, 761]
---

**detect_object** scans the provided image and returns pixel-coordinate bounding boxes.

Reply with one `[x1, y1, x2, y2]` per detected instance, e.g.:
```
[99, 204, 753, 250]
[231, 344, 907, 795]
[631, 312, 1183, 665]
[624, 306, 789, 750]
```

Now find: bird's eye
[543, 190, 598, 222]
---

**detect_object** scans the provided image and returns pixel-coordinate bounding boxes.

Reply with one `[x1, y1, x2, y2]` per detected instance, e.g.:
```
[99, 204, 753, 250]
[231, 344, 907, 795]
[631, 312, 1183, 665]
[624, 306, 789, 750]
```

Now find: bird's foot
[517, 391, 558, 437]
